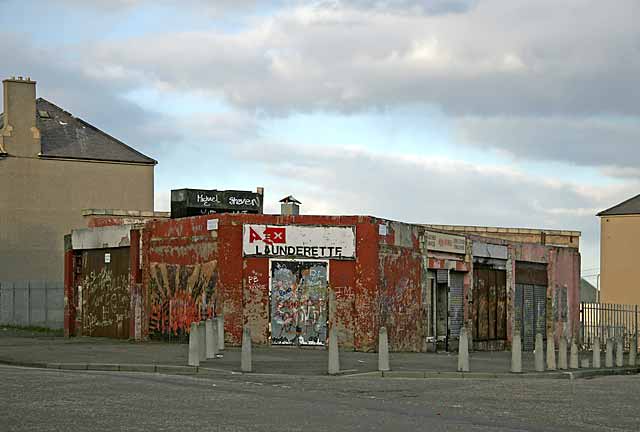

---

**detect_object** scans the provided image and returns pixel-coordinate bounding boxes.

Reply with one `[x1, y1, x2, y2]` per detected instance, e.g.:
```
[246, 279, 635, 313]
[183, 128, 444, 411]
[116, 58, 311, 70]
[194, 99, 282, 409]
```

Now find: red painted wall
[137, 214, 410, 350]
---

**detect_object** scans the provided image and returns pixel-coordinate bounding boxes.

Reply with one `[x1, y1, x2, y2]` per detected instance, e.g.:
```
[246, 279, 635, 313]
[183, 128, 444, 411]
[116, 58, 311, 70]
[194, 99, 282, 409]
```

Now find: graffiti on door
[271, 261, 328, 345]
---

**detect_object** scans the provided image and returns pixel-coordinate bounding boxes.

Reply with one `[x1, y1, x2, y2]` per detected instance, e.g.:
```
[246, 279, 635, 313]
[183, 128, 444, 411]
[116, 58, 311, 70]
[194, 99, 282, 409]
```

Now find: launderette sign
[243, 225, 356, 259]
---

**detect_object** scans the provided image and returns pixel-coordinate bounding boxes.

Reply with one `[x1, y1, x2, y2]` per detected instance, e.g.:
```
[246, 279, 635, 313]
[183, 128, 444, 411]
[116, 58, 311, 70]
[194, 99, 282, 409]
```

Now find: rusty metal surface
[379, 246, 423, 352]
[473, 266, 506, 342]
[80, 247, 130, 339]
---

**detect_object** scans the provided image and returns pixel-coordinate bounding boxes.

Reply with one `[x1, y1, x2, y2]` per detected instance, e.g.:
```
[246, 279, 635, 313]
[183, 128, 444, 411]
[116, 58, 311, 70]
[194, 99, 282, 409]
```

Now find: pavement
[3, 364, 640, 431]
[1, 328, 638, 379]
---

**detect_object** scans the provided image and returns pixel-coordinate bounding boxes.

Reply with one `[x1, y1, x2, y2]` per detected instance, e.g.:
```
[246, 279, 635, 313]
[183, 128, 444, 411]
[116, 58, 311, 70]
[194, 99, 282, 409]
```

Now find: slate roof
[1, 98, 155, 164]
[580, 278, 598, 303]
[597, 194, 640, 216]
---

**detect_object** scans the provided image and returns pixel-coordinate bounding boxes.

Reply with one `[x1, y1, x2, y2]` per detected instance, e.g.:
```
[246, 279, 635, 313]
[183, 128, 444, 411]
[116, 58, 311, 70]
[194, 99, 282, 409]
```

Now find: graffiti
[149, 261, 217, 337]
[271, 261, 328, 345]
[83, 269, 130, 337]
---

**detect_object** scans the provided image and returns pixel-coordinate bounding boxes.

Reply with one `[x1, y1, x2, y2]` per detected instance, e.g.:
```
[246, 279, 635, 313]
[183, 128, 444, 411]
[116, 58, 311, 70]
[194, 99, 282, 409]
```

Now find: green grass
[0, 325, 64, 336]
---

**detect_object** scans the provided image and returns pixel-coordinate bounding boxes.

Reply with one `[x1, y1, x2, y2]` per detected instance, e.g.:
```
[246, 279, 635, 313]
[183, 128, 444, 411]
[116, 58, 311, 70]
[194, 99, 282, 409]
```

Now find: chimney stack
[280, 195, 301, 216]
[1, 76, 40, 156]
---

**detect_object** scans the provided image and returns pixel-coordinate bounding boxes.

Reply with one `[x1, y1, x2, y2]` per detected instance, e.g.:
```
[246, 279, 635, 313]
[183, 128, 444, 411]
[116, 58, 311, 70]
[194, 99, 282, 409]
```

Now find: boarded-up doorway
[78, 247, 131, 339]
[270, 260, 328, 345]
[514, 262, 548, 351]
[472, 266, 507, 345]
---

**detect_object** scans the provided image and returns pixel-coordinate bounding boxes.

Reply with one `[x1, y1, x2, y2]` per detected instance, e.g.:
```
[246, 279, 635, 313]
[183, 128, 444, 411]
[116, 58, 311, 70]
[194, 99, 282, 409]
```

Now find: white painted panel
[243, 225, 356, 259]
[71, 226, 131, 250]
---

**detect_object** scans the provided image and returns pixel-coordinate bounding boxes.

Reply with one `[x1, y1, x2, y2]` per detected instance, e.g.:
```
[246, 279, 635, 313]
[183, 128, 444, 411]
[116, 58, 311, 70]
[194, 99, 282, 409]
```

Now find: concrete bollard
[188, 322, 200, 367]
[217, 315, 225, 351]
[616, 338, 624, 367]
[581, 358, 590, 368]
[328, 326, 340, 375]
[378, 327, 390, 372]
[511, 330, 522, 373]
[606, 338, 614, 368]
[546, 336, 556, 371]
[205, 319, 218, 359]
[457, 327, 470, 372]
[199, 321, 206, 362]
[629, 338, 637, 367]
[535, 333, 545, 372]
[593, 337, 601, 368]
[570, 339, 579, 369]
[241, 326, 252, 373]
[558, 337, 568, 370]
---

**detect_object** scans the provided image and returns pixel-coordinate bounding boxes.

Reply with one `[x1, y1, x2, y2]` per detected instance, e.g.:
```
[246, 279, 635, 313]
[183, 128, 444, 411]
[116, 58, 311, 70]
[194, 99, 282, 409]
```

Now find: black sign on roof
[171, 188, 263, 218]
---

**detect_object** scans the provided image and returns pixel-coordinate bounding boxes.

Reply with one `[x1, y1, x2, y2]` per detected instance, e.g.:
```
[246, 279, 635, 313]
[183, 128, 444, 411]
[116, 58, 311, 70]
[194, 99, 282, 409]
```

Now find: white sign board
[426, 231, 466, 254]
[243, 225, 356, 259]
[104, 253, 111, 264]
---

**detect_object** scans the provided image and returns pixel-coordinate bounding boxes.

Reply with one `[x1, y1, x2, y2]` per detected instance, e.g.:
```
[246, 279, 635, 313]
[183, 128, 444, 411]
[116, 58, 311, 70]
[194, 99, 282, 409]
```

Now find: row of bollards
[190, 321, 639, 374]
[188, 316, 225, 367]
[516, 332, 638, 373]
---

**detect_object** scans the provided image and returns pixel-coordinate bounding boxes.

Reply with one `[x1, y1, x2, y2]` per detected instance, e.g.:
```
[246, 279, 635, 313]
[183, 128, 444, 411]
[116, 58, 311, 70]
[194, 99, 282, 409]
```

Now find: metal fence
[0, 281, 64, 329]
[580, 302, 639, 351]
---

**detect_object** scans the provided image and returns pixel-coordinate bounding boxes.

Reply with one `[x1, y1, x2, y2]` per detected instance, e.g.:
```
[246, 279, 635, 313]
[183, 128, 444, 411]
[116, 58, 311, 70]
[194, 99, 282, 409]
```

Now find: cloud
[81, 0, 638, 117]
[456, 116, 640, 172]
[58, 0, 263, 15]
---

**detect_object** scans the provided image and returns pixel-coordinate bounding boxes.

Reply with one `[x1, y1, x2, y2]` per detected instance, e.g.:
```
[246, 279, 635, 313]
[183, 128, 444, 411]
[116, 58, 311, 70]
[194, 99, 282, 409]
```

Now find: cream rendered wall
[600, 215, 640, 305]
[0, 155, 153, 282]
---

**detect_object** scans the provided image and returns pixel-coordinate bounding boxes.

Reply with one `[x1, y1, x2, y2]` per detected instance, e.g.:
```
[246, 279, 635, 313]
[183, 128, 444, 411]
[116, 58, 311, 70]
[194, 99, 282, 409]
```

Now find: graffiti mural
[149, 261, 217, 337]
[271, 261, 328, 345]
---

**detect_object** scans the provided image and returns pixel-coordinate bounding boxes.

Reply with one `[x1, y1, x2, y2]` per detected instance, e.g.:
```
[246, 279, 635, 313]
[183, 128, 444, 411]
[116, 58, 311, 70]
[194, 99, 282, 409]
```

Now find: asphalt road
[2, 365, 639, 431]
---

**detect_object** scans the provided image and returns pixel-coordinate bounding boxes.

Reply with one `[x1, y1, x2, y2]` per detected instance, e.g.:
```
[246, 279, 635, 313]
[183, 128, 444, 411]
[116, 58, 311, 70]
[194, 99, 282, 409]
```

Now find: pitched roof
[597, 193, 640, 216]
[32, 98, 156, 164]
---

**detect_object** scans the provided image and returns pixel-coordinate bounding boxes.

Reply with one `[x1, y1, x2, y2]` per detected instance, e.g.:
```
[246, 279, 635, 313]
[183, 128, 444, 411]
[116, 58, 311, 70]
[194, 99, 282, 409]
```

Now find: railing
[0, 281, 64, 329]
[580, 302, 639, 351]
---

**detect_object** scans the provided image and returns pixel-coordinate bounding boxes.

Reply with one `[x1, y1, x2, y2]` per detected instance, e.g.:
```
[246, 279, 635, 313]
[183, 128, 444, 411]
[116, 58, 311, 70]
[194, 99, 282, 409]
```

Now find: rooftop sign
[171, 189, 262, 218]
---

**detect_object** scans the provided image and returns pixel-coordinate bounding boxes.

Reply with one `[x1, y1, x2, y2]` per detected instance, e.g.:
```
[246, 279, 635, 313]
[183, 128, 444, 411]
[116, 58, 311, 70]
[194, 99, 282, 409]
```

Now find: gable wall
[0, 155, 153, 282]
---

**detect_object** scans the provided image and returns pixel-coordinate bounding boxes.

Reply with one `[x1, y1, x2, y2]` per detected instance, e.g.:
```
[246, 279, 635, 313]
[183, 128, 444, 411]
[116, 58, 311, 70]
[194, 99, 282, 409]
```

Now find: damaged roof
[6, 98, 156, 164]
[597, 194, 640, 216]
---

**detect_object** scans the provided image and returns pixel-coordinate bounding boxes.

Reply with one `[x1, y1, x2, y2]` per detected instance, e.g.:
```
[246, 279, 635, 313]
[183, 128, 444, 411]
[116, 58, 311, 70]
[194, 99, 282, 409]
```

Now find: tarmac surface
[3, 363, 640, 431]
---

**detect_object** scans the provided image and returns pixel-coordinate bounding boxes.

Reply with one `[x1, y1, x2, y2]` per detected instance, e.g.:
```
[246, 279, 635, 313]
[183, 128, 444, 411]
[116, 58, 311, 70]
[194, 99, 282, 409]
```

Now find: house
[0, 77, 156, 289]
[597, 194, 640, 305]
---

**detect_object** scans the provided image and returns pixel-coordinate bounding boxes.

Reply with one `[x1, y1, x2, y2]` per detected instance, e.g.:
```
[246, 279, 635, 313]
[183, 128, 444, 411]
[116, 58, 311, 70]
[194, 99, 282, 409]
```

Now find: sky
[2, 0, 639, 285]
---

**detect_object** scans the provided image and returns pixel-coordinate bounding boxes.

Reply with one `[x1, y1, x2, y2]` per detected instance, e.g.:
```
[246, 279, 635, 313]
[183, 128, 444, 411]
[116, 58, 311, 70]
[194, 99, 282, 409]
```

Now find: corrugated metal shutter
[449, 272, 464, 338]
[515, 283, 547, 351]
[534, 284, 547, 340]
[436, 269, 449, 284]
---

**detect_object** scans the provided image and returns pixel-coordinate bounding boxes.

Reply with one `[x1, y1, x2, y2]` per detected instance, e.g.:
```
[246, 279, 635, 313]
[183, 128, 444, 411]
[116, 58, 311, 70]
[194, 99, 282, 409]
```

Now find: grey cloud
[456, 116, 640, 171]
[58, 0, 262, 15]
[83, 0, 639, 118]
[336, 0, 478, 14]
